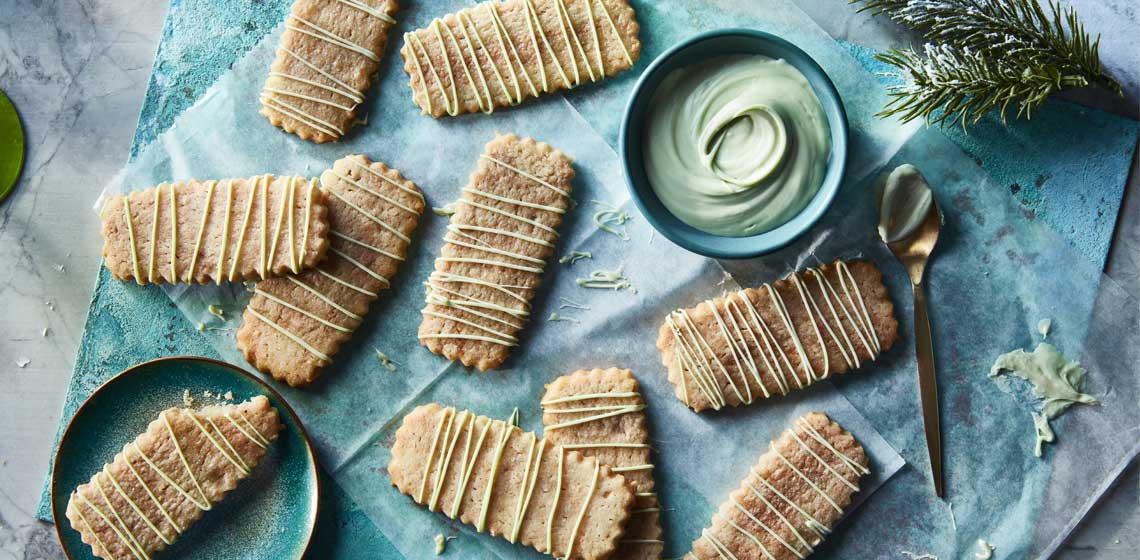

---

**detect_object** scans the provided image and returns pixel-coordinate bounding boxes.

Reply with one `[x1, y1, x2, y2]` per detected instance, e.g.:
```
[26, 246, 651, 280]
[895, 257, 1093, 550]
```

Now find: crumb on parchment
[433, 534, 456, 555]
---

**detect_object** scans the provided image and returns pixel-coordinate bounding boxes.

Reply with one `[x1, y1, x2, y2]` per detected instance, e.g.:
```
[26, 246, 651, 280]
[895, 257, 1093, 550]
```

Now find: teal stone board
[843, 41, 1139, 268]
[38, 0, 1138, 558]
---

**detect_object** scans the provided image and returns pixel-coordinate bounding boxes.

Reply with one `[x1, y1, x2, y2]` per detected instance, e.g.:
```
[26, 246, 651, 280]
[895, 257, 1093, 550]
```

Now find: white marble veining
[0, 0, 1135, 558]
[0, 0, 167, 557]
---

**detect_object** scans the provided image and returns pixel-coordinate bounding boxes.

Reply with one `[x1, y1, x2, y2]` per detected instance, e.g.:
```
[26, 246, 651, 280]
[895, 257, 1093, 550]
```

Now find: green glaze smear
[643, 55, 831, 237]
[591, 200, 632, 240]
[559, 251, 593, 265]
[548, 312, 580, 324]
[990, 342, 1098, 457]
[576, 267, 632, 291]
[558, 297, 590, 310]
[1031, 411, 1055, 457]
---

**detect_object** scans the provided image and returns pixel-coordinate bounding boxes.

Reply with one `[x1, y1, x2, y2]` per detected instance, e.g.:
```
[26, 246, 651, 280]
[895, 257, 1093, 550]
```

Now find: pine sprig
[852, 0, 1121, 127]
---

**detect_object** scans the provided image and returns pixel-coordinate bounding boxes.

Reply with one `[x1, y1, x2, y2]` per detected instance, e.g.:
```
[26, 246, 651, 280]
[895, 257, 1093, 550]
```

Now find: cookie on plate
[657, 260, 899, 412]
[66, 396, 283, 560]
[261, 0, 400, 142]
[400, 0, 641, 117]
[100, 176, 330, 285]
[542, 368, 663, 559]
[418, 134, 574, 371]
[389, 403, 635, 560]
[237, 155, 425, 386]
[686, 412, 869, 560]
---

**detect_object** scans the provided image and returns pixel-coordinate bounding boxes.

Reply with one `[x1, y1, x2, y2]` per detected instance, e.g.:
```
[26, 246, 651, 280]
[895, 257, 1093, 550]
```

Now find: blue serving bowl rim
[620, 28, 849, 259]
[50, 356, 321, 560]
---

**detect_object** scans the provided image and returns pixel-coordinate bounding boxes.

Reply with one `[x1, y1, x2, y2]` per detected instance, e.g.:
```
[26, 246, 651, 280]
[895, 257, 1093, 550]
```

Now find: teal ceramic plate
[52, 357, 319, 560]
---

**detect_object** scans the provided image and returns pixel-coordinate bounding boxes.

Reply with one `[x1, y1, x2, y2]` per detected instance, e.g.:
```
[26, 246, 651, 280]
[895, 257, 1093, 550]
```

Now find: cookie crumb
[433, 534, 452, 555]
[974, 539, 994, 559]
[374, 348, 398, 372]
[432, 202, 459, 217]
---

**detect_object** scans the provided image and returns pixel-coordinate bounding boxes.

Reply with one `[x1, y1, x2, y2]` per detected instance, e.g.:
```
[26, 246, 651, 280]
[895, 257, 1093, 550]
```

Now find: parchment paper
[94, 0, 1139, 558]
[95, 1, 908, 557]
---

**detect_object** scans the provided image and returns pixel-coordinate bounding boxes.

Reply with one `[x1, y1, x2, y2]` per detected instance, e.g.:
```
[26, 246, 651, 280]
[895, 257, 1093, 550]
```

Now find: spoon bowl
[888, 199, 942, 284]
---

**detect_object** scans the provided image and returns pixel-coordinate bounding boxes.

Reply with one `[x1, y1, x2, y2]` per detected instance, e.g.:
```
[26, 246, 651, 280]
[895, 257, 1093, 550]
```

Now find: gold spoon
[879, 166, 944, 497]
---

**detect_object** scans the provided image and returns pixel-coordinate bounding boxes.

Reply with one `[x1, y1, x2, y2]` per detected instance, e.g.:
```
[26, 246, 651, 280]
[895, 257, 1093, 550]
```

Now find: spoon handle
[913, 280, 944, 497]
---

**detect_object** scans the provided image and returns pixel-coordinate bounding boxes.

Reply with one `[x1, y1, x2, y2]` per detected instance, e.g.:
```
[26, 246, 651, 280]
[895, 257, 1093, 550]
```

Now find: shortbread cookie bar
[542, 368, 663, 560]
[418, 134, 574, 370]
[100, 176, 330, 285]
[400, 0, 641, 117]
[261, 0, 400, 142]
[686, 412, 869, 560]
[658, 260, 898, 412]
[389, 403, 635, 560]
[237, 155, 425, 386]
[66, 396, 283, 560]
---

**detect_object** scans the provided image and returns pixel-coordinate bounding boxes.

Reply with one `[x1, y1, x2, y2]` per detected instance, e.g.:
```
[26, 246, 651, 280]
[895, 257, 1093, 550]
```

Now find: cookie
[542, 368, 663, 559]
[236, 155, 425, 386]
[418, 134, 574, 371]
[261, 0, 400, 143]
[657, 260, 899, 412]
[400, 0, 641, 117]
[66, 396, 283, 560]
[389, 403, 635, 560]
[100, 176, 330, 285]
[686, 412, 869, 560]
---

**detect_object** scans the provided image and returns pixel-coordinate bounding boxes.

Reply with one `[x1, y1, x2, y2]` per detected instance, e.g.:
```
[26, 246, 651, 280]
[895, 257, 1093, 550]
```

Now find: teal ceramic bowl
[52, 357, 320, 560]
[620, 29, 848, 259]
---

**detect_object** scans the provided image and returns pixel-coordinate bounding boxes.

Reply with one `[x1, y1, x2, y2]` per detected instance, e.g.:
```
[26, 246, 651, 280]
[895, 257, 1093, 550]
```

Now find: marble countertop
[0, 1, 1135, 558]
